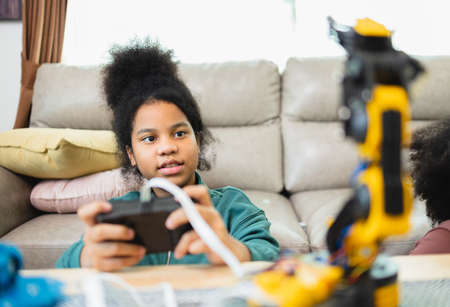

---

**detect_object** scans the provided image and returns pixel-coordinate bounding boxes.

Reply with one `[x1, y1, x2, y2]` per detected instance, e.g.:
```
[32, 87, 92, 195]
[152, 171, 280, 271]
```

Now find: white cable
[84, 273, 177, 307]
[161, 282, 178, 307]
[97, 273, 146, 307]
[83, 273, 106, 307]
[143, 177, 245, 278]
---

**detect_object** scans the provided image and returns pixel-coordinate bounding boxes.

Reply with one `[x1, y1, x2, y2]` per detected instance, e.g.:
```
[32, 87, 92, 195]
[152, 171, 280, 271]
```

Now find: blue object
[350, 161, 370, 185]
[0, 243, 65, 307]
[336, 225, 352, 250]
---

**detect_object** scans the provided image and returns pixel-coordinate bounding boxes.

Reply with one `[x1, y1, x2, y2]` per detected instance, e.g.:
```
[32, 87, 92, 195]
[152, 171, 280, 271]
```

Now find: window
[294, 1, 442, 58]
[62, 0, 448, 69]
[62, 0, 295, 68]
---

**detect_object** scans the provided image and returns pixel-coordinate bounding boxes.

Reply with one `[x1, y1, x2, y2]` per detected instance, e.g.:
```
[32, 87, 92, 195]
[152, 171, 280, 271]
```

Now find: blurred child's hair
[410, 120, 450, 225]
[102, 38, 214, 179]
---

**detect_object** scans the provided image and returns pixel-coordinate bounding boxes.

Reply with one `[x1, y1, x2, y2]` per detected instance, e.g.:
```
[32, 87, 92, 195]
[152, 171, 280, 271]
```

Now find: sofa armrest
[0, 167, 39, 237]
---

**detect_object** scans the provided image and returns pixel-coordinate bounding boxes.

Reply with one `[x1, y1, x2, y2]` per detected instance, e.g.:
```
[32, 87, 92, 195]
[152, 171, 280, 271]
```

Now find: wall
[0, 21, 21, 132]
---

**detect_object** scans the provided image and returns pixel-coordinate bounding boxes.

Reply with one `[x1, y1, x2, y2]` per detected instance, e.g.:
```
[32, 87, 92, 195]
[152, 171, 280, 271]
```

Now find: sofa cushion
[282, 57, 343, 121]
[200, 123, 283, 192]
[244, 190, 309, 253]
[30, 60, 280, 129]
[30, 168, 142, 213]
[179, 60, 280, 127]
[0, 167, 37, 238]
[0, 128, 120, 179]
[283, 120, 358, 193]
[30, 65, 111, 130]
[0, 214, 83, 269]
[291, 188, 353, 251]
[283, 120, 433, 193]
[282, 56, 450, 122]
[290, 188, 431, 255]
[411, 56, 450, 120]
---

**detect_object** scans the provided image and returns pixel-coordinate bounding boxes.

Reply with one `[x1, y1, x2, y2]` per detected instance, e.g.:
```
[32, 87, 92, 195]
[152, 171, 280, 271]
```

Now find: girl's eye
[143, 136, 156, 143]
[175, 131, 186, 138]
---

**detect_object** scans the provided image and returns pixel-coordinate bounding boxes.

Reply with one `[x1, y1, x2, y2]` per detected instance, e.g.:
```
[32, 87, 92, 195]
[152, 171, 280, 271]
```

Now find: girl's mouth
[158, 161, 184, 176]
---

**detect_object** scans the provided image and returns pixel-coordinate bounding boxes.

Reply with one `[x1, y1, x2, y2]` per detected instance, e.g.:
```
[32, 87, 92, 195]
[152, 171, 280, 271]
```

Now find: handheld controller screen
[96, 197, 192, 253]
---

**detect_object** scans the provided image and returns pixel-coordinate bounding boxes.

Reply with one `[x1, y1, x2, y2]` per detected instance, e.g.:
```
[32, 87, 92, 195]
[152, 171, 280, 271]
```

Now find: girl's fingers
[91, 242, 146, 258]
[78, 201, 111, 226]
[85, 224, 135, 243]
[167, 184, 213, 229]
[188, 239, 208, 255]
[174, 230, 199, 259]
[165, 208, 187, 230]
[165, 205, 215, 230]
[182, 185, 213, 207]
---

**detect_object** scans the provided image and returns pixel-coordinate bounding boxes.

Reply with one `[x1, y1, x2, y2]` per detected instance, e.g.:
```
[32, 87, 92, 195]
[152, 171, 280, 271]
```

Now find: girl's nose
[157, 138, 177, 155]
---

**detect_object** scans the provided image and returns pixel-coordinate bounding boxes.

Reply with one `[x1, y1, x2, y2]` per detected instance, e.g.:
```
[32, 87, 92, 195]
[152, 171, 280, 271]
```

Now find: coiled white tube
[142, 177, 244, 278]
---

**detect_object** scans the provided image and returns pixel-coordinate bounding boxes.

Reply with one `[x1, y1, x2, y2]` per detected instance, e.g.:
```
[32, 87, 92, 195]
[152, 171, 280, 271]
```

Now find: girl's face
[127, 101, 200, 193]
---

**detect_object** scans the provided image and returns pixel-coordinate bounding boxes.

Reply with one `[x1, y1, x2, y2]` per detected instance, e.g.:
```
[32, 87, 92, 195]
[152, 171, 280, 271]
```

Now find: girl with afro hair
[409, 120, 450, 254]
[56, 39, 279, 271]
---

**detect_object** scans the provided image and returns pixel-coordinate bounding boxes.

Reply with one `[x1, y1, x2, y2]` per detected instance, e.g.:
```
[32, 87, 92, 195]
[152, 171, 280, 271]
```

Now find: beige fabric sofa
[2, 56, 449, 269]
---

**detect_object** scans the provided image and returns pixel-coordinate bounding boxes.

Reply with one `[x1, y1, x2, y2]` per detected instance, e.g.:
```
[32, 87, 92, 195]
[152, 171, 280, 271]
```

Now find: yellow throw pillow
[0, 128, 120, 179]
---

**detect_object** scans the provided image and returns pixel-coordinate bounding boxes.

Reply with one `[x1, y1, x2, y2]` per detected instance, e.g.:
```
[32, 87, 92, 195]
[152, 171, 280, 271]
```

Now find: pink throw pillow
[30, 168, 142, 213]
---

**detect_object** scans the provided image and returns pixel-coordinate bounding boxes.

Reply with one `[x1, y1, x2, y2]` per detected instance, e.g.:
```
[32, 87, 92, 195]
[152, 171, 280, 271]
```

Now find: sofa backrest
[29, 60, 283, 192]
[282, 56, 450, 194]
[29, 56, 450, 195]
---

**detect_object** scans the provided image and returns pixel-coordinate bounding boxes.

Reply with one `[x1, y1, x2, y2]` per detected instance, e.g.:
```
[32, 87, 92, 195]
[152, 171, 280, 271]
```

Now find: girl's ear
[126, 145, 137, 166]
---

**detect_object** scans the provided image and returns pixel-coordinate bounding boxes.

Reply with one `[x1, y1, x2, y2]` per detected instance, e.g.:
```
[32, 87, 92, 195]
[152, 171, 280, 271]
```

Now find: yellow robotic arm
[326, 17, 422, 276]
[253, 18, 423, 307]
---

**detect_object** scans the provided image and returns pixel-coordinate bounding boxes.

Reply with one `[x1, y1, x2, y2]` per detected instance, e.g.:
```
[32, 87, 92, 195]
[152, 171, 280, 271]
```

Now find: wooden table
[392, 254, 450, 281]
[22, 261, 270, 291]
[22, 254, 450, 291]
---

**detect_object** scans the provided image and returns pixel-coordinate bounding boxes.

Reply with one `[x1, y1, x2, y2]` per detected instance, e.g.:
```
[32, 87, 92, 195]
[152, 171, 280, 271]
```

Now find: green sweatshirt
[56, 174, 280, 268]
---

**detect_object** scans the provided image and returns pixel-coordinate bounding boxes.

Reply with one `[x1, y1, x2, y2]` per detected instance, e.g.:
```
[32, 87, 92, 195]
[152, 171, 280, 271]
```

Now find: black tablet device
[96, 197, 192, 253]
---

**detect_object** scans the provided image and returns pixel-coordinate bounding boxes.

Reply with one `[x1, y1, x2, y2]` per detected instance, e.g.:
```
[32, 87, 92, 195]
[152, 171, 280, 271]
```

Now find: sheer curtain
[62, 0, 449, 69]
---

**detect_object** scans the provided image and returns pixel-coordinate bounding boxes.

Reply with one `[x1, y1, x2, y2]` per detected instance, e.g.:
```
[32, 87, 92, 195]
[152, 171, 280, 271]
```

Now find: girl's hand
[78, 201, 146, 271]
[165, 185, 251, 264]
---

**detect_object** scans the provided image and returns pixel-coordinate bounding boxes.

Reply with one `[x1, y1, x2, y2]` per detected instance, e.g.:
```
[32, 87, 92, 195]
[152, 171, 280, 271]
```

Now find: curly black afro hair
[410, 120, 450, 226]
[102, 38, 214, 179]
